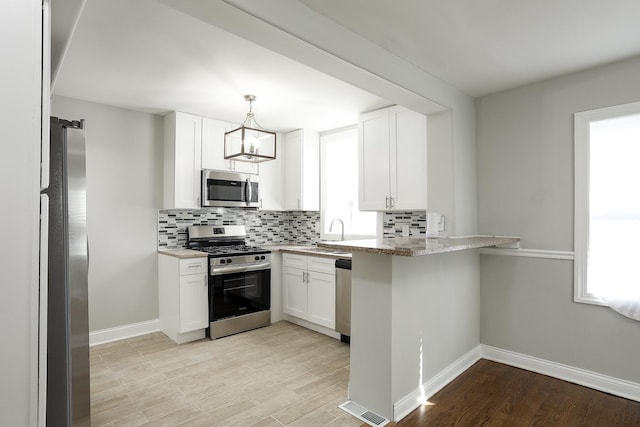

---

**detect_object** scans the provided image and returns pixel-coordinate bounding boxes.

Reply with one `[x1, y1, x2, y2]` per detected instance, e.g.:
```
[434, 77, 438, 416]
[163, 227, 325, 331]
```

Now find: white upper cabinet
[258, 131, 283, 210]
[283, 129, 319, 211]
[201, 117, 258, 174]
[164, 111, 202, 209]
[358, 106, 427, 211]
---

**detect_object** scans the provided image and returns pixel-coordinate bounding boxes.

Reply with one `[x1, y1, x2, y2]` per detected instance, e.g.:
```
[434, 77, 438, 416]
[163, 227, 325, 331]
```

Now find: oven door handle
[210, 262, 271, 276]
[224, 284, 256, 292]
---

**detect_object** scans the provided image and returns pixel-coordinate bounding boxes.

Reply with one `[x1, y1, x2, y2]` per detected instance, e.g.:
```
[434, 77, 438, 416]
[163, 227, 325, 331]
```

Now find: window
[574, 101, 640, 320]
[320, 126, 376, 240]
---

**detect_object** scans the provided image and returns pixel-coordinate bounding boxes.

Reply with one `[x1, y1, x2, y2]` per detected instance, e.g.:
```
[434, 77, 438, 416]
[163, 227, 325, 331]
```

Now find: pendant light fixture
[224, 94, 276, 163]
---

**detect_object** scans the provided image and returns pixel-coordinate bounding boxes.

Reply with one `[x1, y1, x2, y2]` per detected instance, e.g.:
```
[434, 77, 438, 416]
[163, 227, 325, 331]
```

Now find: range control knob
[226, 258, 232, 264]
[260, 255, 266, 260]
[255, 255, 260, 261]
[220, 259, 226, 264]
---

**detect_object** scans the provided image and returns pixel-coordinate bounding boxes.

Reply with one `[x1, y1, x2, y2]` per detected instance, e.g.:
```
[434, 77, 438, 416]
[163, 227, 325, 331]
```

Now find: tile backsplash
[158, 209, 433, 249]
[382, 211, 427, 238]
[158, 209, 320, 249]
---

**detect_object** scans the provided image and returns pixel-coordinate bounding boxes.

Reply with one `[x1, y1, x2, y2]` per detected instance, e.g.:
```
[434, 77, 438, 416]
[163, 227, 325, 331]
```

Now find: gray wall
[0, 1, 41, 424]
[52, 96, 164, 331]
[477, 55, 640, 383]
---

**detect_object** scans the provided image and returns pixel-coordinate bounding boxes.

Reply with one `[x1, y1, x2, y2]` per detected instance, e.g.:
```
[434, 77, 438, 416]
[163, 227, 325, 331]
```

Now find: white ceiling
[54, 0, 640, 131]
[53, 0, 390, 132]
[298, 0, 640, 97]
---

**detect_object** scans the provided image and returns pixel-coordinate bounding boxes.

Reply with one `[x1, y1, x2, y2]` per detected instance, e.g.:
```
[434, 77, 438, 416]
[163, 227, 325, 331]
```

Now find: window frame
[574, 100, 640, 305]
[319, 125, 377, 241]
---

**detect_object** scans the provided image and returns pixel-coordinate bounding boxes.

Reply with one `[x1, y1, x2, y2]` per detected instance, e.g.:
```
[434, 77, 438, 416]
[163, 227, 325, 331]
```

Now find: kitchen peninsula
[318, 235, 519, 422]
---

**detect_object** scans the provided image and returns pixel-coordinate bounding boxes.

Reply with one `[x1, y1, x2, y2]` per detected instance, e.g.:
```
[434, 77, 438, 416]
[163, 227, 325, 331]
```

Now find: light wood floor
[92, 321, 640, 427]
[90, 321, 362, 426]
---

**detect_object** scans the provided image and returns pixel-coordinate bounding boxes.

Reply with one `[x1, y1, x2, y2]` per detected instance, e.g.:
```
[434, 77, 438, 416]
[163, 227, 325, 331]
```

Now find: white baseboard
[393, 346, 482, 421]
[89, 319, 160, 347]
[481, 344, 640, 402]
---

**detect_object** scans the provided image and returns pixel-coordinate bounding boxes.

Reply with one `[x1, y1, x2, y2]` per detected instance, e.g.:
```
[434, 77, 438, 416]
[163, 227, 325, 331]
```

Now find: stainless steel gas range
[187, 225, 271, 339]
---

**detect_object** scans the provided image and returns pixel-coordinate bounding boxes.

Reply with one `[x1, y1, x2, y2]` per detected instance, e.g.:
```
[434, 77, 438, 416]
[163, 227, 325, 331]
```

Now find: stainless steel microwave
[201, 169, 259, 208]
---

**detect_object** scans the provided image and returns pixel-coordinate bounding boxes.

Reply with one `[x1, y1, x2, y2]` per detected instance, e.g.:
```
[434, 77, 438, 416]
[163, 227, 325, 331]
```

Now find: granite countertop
[317, 235, 520, 257]
[262, 244, 352, 259]
[157, 248, 208, 259]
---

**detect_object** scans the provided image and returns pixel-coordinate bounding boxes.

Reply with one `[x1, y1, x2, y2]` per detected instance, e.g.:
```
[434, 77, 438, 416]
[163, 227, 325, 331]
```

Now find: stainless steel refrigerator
[42, 117, 91, 426]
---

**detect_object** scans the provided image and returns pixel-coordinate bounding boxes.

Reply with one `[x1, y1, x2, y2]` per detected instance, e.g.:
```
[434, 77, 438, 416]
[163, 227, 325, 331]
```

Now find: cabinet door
[179, 273, 208, 333]
[391, 107, 427, 210]
[283, 129, 319, 211]
[258, 133, 283, 210]
[307, 271, 336, 329]
[358, 108, 391, 211]
[201, 117, 233, 171]
[301, 130, 319, 211]
[283, 267, 307, 319]
[167, 112, 202, 209]
[283, 130, 303, 210]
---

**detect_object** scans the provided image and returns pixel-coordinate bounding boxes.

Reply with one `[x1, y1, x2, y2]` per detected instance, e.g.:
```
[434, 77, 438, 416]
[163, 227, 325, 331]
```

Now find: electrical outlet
[402, 224, 410, 237]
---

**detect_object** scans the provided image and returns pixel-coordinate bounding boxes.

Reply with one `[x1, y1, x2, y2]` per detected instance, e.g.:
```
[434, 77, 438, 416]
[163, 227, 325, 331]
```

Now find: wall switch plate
[402, 224, 410, 237]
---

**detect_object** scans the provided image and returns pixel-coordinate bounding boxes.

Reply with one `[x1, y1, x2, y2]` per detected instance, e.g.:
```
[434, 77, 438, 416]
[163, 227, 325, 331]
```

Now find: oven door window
[206, 179, 246, 203]
[210, 269, 270, 320]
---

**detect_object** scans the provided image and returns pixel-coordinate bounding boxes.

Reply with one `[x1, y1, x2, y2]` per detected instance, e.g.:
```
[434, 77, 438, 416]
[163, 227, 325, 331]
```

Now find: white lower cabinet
[159, 254, 209, 344]
[282, 253, 335, 330]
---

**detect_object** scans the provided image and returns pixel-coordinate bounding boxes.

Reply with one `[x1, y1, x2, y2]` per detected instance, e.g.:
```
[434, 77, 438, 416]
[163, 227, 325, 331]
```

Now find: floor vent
[339, 401, 389, 427]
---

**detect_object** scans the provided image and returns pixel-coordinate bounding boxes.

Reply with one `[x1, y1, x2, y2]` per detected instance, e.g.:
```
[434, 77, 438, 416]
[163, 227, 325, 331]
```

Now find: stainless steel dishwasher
[335, 258, 352, 344]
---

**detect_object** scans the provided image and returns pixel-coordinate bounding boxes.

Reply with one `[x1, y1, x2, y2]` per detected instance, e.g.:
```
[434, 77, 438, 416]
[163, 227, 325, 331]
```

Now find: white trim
[479, 247, 574, 260]
[393, 346, 481, 421]
[573, 101, 640, 305]
[481, 344, 640, 403]
[574, 109, 593, 304]
[89, 319, 160, 347]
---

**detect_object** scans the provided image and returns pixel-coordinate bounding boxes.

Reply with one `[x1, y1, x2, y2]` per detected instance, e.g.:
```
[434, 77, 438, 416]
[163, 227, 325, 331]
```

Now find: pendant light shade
[224, 95, 276, 163]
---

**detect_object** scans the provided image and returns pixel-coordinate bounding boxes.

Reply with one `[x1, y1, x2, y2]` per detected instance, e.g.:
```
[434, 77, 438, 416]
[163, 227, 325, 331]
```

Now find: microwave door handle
[245, 178, 251, 206]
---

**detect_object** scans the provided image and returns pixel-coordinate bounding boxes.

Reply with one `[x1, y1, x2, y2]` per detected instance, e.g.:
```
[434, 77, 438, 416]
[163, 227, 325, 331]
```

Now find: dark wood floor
[382, 359, 640, 427]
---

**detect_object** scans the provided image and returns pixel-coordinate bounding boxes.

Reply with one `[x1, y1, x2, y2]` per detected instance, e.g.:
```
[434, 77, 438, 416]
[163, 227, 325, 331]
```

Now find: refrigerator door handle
[38, 194, 49, 426]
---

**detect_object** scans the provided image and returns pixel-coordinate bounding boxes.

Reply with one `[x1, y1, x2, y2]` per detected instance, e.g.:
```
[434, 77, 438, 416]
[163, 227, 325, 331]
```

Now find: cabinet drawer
[307, 256, 335, 275]
[283, 253, 307, 269]
[179, 258, 208, 275]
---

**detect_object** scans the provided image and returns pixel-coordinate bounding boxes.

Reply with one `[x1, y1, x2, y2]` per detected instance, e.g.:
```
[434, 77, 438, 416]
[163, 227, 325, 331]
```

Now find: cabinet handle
[390, 196, 395, 209]
[298, 199, 301, 210]
[259, 198, 263, 209]
[385, 196, 389, 209]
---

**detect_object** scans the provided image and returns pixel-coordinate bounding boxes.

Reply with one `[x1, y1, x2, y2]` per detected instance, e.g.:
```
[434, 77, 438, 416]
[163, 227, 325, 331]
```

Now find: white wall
[477, 55, 640, 383]
[51, 96, 164, 331]
[0, 1, 41, 424]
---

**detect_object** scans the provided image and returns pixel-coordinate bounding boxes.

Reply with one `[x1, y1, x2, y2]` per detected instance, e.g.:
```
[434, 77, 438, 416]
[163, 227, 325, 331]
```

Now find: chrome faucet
[329, 218, 345, 241]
